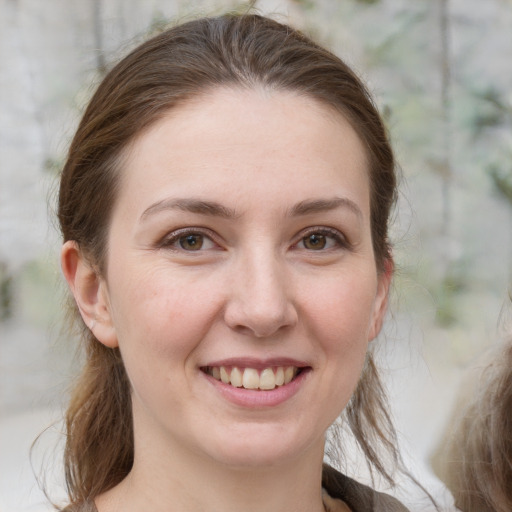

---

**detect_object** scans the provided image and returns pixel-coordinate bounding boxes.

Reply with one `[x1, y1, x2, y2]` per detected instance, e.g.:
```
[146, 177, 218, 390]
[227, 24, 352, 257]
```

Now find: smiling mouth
[201, 366, 305, 390]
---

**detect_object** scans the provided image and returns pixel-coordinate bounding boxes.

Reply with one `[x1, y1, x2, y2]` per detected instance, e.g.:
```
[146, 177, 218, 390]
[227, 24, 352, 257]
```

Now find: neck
[97, 429, 327, 512]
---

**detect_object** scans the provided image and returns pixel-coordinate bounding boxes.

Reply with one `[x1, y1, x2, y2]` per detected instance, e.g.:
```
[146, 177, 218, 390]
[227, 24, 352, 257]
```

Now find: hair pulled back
[58, 13, 398, 504]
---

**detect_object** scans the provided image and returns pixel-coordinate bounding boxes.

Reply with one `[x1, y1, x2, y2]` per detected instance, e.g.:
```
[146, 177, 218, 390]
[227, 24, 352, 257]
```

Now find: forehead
[118, 87, 370, 215]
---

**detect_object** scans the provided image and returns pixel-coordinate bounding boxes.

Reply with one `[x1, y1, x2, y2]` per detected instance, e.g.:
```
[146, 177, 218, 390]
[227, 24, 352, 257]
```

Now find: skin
[62, 88, 390, 512]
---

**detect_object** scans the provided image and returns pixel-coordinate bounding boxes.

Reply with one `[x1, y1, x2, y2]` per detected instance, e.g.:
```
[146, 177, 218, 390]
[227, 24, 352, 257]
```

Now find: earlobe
[61, 241, 118, 348]
[368, 258, 393, 341]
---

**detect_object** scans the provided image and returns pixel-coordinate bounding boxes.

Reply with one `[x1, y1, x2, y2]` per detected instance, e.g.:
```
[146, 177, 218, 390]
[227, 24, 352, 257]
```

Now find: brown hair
[432, 341, 512, 512]
[58, 13, 399, 504]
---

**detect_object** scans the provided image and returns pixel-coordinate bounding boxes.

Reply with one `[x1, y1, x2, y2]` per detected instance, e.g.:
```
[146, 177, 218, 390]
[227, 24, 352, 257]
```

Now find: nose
[223, 250, 298, 338]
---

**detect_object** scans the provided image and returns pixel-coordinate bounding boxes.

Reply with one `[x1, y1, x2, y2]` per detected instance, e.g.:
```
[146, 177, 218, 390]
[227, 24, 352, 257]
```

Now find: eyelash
[294, 227, 350, 251]
[158, 227, 219, 252]
[158, 226, 350, 252]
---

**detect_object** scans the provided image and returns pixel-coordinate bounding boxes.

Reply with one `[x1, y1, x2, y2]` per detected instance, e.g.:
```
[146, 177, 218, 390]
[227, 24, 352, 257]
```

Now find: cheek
[302, 269, 378, 351]
[106, 271, 217, 410]
[108, 265, 222, 361]
[308, 273, 377, 417]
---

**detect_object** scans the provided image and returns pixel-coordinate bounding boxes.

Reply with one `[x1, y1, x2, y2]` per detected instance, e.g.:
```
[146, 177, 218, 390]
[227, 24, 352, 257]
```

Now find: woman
[58, 13, 408, 512]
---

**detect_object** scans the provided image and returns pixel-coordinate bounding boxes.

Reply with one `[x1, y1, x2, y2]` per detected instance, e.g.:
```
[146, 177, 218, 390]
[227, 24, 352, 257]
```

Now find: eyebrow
[141, 196, 363, 222]
[141, 198, 239, 220]
[289, 197, 363, 219]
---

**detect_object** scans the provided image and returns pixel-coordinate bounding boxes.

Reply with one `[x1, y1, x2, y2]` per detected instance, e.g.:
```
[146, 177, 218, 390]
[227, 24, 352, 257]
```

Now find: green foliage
[18, 259, 61, 327]
[291, 0, 315, 9]
[0, 263, 13, 321]
[43, 157, 62, 176]
[469, 87, 512, 205]
[470, 87, 509, 135]
[436, 274, 465, 327]
[435, 268, 468, 328]
[489, 163, 512, 205]
[363, 8, 427, 68]
[146, 10, 172, 36]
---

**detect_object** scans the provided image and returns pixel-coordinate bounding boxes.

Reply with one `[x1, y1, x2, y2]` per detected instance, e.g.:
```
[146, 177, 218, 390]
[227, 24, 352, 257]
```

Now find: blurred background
[1, 0, 511, 510]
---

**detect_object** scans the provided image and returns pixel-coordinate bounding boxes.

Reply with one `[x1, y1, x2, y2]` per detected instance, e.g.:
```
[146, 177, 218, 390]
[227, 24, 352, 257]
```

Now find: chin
[214, 450, 297, 471]
[204, 427, 323, 470]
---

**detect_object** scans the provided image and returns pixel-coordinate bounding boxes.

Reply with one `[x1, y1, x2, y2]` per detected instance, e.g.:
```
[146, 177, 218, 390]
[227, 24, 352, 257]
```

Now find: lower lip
[202, 369, 310, 408]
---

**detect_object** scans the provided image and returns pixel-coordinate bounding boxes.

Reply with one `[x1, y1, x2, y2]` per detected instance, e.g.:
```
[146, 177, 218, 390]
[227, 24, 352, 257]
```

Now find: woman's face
[90, 88, 390, 468]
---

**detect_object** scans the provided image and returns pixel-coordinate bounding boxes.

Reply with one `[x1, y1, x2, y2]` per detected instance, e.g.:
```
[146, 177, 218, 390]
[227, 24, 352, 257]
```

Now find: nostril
[230, 320, 292, 339]
[224, 300, 298, 339]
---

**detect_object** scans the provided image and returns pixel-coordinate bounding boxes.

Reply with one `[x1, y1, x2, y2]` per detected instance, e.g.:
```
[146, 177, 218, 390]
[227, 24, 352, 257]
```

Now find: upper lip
[202, 357, 310, 370]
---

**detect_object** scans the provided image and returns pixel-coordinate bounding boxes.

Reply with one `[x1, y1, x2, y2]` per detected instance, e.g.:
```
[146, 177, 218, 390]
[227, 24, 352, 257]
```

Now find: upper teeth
[207, 366, 298, 390]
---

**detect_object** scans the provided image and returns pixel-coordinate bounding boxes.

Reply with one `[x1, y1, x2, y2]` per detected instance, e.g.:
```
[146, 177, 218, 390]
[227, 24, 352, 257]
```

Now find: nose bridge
[225, 244, 296, 337]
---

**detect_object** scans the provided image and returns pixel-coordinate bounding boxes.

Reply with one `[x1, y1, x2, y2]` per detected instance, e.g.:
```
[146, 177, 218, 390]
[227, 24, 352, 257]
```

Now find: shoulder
[322, 464, 410, 512]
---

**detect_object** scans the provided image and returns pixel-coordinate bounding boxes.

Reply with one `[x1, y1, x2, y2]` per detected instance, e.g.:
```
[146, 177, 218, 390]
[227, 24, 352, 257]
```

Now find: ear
[61, 241, 118, 348]
[368, 258, 393, 341]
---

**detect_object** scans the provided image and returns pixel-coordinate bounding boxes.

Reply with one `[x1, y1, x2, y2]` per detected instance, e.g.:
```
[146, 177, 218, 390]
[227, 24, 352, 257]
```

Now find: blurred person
[431, 340, 512, 511]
